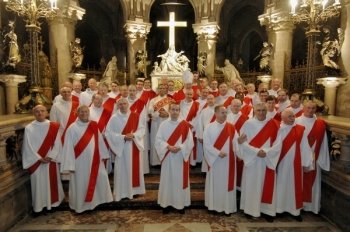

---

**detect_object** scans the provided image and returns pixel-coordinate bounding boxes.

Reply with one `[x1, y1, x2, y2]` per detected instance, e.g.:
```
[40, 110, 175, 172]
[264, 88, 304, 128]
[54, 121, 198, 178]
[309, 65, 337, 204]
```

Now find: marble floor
[9, 209, 340, 232]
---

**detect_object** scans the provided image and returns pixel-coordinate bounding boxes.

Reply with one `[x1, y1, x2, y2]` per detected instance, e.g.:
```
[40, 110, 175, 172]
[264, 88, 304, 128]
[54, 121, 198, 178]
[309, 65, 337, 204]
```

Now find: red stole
[74, 121, 100, 202]
[213, 123, 236, 191]
[303, 119, 326, 202]
[153, 96, 174, 111]
[115, 94, 122, 102]
[161, 120, 191, 189]
[243, 96, 252, 105]
[173, 89, 199, 103]
[61, 101, 79, 144]
[185, 101, 199, 161]
[121, 112, 141, 187]
[234, 114, 248, 187]
[240, 105, 252, 117]
[28, 122, 60, 204]
[274, 112, 282, 122]
[209, 90, 219, 97]
[130, 99, 146, 115]
[72, 95, 79, 103]
[249, 119, 279, 204]
[222, 96, 235, 108]
[97, 98, 115, 132]
[139, 89, 157, 103]
[295, 110, 304, 118]
[278, 124, 305, 209]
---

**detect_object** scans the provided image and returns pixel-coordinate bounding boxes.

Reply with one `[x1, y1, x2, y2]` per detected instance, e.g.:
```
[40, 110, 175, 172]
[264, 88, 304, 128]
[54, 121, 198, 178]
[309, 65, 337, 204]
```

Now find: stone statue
[135, 50, 147, 78]
[3, 20, 21, 70]
[101, 56, 118, 84]
[320, 27, 341, 72]
[156, 45, 189, 74]
[39, 51, 52, 88]
[215, 59, 243, 83]
[254, 42, 273, 74]
[151, 61, 161, 75]
[197, 51, 207, 77]
[70, 38, 84, 72]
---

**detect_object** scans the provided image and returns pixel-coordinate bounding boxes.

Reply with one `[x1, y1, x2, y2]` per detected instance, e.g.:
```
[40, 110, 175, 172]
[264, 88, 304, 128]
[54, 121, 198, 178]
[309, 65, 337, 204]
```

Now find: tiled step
[58, 166, 207, 211]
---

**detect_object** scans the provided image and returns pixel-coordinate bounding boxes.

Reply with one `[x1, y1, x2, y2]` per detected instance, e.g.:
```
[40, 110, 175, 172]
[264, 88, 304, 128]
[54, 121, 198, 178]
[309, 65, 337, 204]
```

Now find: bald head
[281, 109, 295, 125]
[33, 105, 48, 122]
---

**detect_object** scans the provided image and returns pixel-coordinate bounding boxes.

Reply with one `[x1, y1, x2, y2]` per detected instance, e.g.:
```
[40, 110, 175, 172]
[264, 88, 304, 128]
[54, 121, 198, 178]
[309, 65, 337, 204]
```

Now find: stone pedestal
[124, 20, 152, 84]
[193, 22, 220, 79]
[0, 75, 26, 114]
[67, 73, 87, 81]
[257, 74, 272, 84]
[317, 77, 347, 115]
[47, 0, 85, 89]
[259, 12, 294, 85]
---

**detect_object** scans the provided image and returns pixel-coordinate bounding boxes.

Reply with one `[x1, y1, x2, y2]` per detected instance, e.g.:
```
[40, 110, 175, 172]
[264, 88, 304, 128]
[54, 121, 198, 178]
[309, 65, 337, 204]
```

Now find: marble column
[317, 77, 347, 115]
[47, 1, 85, 89]
[337, 0, 350, 117]
[259, 12, 294, 86]
[124, 20, 152, 84]
[0, 75, 26, 114]
[193, 22, 220, 79]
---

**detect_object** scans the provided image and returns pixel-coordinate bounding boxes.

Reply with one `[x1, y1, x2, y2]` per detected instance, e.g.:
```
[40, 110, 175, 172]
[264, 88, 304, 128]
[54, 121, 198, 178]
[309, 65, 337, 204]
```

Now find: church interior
[0, 0, 349, 231]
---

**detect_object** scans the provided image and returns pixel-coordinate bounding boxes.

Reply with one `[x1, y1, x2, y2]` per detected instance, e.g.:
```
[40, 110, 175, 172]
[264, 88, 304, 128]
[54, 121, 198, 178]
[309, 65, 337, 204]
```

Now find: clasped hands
[124, 133, 134, 141]
[167, 145, 181, 153]
[40, 157, 52, 163]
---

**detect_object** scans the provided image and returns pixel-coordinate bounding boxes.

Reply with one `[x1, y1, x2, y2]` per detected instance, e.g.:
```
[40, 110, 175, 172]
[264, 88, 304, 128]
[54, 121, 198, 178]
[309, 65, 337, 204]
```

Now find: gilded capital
[124, 20, 152, 40]
[259, 11, 294, 31]
[47, 1, 85, 25]
[192, 22, 220, 41]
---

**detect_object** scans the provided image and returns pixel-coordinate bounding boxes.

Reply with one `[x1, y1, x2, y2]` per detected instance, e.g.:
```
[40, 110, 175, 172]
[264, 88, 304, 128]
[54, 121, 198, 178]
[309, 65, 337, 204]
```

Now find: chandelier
[289, 0, 341, 90]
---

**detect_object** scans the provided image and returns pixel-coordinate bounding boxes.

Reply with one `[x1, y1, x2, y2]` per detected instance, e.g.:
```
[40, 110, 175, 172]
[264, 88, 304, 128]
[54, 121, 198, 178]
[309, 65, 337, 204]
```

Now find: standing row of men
[22, 73, 329, 221]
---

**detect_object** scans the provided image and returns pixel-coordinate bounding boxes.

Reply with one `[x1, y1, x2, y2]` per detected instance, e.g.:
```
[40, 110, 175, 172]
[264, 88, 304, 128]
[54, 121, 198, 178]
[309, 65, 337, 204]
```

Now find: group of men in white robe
[22, 73, 329, 220]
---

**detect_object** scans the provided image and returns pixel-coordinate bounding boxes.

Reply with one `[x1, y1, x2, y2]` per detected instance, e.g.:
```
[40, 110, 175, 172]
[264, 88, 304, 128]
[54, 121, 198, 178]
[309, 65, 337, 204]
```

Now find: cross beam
[157, 12, 187, 48]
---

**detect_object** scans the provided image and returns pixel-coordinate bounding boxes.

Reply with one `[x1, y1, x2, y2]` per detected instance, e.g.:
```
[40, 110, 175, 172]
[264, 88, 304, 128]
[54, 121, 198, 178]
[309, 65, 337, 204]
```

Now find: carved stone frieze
[124, 20, 152, 40]
[193, 22, 220, 41]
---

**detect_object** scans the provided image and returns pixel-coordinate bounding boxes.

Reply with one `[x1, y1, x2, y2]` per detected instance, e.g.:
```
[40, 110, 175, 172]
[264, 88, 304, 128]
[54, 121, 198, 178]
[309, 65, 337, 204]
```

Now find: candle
[290, 0, 298, 14]
[124, 56, 127, 69]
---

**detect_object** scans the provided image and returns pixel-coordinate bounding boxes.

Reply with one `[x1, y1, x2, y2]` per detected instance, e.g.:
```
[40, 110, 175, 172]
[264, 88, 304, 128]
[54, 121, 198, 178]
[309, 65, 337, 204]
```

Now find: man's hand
[238, 133, 247, 144]
[167, 145, 181, 153]
[219, 151, 227, 158]
[257, 150, 266, 158]
[124, 133, 134, 141]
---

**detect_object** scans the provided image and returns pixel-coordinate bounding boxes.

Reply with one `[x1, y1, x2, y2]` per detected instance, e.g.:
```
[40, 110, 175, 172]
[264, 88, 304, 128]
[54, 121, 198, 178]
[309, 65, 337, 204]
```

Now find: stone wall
[0, 114, 34, 232]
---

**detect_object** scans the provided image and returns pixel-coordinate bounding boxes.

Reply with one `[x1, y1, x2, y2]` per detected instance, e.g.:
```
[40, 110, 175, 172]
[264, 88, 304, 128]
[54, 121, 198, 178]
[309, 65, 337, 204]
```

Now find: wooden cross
[157, 12, 187, 48]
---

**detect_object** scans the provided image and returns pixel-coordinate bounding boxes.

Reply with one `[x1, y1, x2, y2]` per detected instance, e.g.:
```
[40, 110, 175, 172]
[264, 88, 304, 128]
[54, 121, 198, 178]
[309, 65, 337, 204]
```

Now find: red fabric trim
[278, 125, 304, 209]
[61, 101, 79, 144]
[28, 122, 60, 204]
[249, 119, 279, 204]
[130, 99, 146, 115]
[73, 121, 100, 202]
[303, 119, 326, 202]
[222, 96, 235, 108]
[240, 105, 252, 117]
[235, 114, 248, 134]
[161, 120, 191, 189]
[213, 123, 236, 191]
[185, 101, 199, 123]
[121, 112, 141, 187]
[97, 98, 115, 132]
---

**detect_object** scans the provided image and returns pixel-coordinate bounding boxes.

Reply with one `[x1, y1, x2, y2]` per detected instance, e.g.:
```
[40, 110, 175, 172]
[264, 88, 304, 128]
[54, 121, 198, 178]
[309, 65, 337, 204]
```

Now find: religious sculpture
[155, 45, 190, 74]
[320, 27, 342, 75]
[254, 42, 273, 74]
[135, 50, 147, 78]
[39, 51, 52, 88]
[101, 56, 118, 85]
[70, 38, 84, 72]
[197, 51, 207, 77]
[3, 20, 21, 70]
[215, 59, 243, 83]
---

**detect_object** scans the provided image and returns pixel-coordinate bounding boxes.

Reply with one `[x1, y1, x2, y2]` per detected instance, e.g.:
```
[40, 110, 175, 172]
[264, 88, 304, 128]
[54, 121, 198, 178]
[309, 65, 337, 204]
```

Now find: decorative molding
[0, 75, 26, 87]
[124, 20, 152, 40]
[258, 10, 295, 31]
[192, 22, 220, 41]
